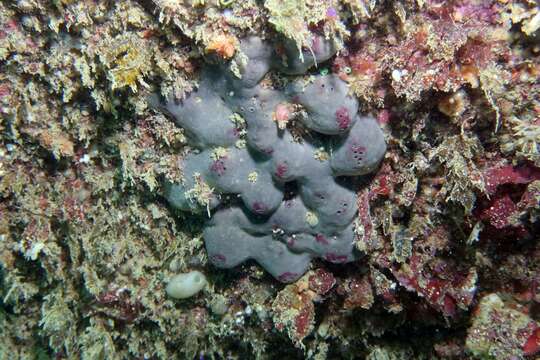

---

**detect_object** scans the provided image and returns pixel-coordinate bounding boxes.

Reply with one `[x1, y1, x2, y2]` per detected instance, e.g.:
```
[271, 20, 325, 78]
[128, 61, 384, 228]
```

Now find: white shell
[166, 271, 207, 299]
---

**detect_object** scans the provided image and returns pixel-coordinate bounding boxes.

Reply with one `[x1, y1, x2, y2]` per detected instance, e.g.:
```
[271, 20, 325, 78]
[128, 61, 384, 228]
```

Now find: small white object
[391, 69, 402, 82]
[166, 270, 207, 299]
[222, 9, 233, 19]
[79, 154, 90, 163]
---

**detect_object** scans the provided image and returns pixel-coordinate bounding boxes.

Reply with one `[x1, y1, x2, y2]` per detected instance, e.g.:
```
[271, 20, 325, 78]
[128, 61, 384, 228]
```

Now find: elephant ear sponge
[152, 35, 386, 283]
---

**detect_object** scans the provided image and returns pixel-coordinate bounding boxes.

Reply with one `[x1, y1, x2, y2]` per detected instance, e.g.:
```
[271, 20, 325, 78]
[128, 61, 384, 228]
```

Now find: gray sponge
[152, 35, 386, 282]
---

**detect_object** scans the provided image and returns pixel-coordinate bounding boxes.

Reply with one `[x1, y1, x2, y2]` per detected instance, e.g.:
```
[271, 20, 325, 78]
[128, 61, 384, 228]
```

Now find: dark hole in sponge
[283, 181, 299, 201]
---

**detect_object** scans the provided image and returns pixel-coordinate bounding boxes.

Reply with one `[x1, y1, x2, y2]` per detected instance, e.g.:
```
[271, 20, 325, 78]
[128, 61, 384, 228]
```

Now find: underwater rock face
[154, 36, 386, 282]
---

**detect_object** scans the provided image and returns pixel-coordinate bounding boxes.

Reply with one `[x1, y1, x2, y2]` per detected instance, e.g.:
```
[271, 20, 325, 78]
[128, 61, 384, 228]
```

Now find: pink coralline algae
[340, 275, 374, 310]
[484, 163, 540, 195]
[393, 254, 477, 317]
[272, 269, 337, 345]
[524, 327, 540, 357]
[479, 194, 518, 229]
[308, 268, 336, 296]
[475, 162, 540, 234]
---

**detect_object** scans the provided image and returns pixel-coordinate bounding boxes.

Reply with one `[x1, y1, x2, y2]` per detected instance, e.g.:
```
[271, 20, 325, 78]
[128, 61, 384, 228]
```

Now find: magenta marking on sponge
[263, 147, 274, 155]
[325, 253, 348, 263]
[349, 144, 366, 164]
[252, 201, 268, 214]
[315, 234, 329, 245]
[278, 272, 299, 282]
[275, 163, 288, 178]
[210, 159, 227, 175]
[335, 106, 351, 130]
[211, 254, 226, 264]
[287, 237, 295, 247]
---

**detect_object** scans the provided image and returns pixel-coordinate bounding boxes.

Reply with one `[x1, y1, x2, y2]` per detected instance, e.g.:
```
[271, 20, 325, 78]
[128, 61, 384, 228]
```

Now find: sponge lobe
[273, 35, 337, 75]
[330, 116, 387, 176]
[288, 74, 359, 134]
[161, 81, 239, 149]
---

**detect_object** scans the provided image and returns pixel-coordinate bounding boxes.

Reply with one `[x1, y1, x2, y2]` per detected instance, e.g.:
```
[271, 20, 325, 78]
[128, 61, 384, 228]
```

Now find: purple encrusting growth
[326, 7, 338, 18]
[153, 35, 386, 282]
